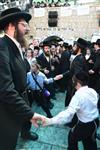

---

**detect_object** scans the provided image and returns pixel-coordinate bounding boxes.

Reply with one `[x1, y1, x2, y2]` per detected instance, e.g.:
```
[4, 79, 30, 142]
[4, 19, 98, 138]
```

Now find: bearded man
[37, 42, 56, 101]
[65, 38, 88, 107]
[0, 7, 45, 150]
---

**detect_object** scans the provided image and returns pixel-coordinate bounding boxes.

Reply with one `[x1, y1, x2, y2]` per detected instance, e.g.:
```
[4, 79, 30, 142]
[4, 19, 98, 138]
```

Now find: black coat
[59, 50, 71, 73]
[36, 53, 52, 77]
[65, 54, 88, 106]
[0, 35, 33, 150]
[70, 54, 88, 77]
[92, 49, 100, 93]
[36, 53, 56, 97]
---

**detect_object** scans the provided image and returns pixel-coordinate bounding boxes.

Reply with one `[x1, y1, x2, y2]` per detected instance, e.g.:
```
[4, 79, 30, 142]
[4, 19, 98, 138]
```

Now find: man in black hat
[0, 7, 45, 150]
[64, 38, 88, 107]
[37, 41, 56, 100]
[89, 39, 100, 109]
[59, 42, 71, 92]
[43, 71, 99, 150]
[89, 39, 100, 96]
[89, 39, 100, 140]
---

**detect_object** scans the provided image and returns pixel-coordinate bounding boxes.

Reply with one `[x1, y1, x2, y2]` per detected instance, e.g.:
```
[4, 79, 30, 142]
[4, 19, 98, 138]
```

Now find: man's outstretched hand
[42, 117, 52, 126]
[31, 113, 46, 127]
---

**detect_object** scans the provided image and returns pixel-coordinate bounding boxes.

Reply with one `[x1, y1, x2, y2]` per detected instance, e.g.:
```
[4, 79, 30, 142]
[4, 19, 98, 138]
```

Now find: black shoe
[48, 115, 53, 118]
[47, 113, 53, 118]
[21, 131, 38, 141]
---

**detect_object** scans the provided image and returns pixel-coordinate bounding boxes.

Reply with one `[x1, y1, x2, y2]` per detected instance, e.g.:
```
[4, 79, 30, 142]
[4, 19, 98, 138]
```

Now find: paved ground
[16, 91, 100, 150]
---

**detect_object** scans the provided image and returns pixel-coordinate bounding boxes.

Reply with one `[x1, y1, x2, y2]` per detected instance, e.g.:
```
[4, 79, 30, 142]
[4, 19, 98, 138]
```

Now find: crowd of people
[32, 0, 70, 8]
[0, 6, 100, 150]
[0, 0, 70, 12]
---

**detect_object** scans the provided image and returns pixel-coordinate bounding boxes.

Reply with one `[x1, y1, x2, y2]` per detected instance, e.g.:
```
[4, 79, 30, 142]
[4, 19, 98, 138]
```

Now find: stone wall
[29, 2, 100, 42]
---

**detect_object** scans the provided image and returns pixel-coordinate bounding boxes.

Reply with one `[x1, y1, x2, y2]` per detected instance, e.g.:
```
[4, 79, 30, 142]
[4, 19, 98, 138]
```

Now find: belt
[79, 118, 99, 126]
[32, 90, 42, 92]
[27, 89, 42, 93]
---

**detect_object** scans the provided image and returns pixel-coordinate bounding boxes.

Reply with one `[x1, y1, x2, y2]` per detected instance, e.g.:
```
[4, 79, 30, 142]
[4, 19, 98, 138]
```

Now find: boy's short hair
[73, 71, 89, 86]
[31, 60, 40, 69]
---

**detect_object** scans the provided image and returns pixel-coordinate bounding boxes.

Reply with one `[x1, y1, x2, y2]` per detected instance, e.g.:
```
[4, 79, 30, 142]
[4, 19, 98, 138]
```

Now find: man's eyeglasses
[18, 22, 29, 28]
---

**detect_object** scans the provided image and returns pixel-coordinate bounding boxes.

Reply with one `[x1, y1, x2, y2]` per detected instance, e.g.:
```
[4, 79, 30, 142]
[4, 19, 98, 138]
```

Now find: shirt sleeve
[50, 92, 80, 125]
[43, 73, 53, 84]
[27, 73, 32, 89]
[27, 73, 29, 86]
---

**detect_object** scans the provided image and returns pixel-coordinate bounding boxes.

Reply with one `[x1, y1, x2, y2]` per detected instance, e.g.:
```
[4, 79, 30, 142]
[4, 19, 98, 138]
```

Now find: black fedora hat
[76, 38, 88, 49]
[0, 7, 32, 30]
[62, 42, 69, 48]
[95, 39, 100, 46]
[39, 41, 51, 47]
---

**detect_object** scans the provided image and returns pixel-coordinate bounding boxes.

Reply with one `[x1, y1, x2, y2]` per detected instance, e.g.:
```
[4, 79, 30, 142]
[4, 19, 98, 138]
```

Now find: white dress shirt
[50, 86, 99, 125]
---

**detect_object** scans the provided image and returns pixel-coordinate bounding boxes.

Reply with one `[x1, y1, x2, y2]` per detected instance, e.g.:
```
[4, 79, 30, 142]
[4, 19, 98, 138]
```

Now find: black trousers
[67, 119, 99, 150]
[32, 90, 52, 118]
[21, 90, 52, 136]
[65, 79, 75, 107]
[21, 90, 32, 136]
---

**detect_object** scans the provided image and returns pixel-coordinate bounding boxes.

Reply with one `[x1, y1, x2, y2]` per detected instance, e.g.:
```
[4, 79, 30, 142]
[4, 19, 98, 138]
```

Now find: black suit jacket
[70, 54, 88, 76]
[36, 53, 52, 77]
[0, 35, 33, 150]
[59, 50, 71, 73]
[92, 49, 100, 93]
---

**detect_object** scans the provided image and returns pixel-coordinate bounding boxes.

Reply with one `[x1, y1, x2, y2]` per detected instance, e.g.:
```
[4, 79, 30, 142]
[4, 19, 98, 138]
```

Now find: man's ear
[76, 81, 82, 89]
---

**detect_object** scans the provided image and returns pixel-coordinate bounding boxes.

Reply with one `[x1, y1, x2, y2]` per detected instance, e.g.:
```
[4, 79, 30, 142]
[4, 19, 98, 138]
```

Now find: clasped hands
[31, 113, 52, 127]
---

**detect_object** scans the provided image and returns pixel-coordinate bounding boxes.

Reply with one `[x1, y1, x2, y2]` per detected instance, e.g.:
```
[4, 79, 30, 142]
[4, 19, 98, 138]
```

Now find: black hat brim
[0, 12, 31, 30]
[76, 38, 88, 49]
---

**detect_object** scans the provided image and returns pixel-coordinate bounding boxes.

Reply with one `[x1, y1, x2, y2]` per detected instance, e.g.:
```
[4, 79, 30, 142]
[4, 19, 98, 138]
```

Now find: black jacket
[0, 35, 33, 150]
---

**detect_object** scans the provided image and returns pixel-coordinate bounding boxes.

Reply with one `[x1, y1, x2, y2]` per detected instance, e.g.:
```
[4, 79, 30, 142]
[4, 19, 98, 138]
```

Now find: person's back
[72, 86, 99, 123]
